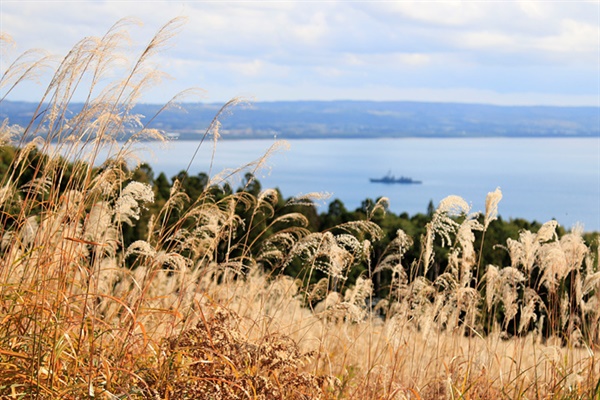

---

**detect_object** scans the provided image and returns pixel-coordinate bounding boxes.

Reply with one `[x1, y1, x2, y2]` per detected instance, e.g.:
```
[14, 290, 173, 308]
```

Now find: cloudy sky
[1, 1, 599, 106]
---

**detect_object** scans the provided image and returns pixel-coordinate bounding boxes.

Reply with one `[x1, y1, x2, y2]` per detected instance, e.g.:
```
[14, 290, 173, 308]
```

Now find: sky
[1, 1, 599, 106]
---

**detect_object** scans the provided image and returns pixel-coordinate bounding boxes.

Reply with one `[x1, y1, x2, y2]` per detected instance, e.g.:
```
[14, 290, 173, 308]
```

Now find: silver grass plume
[89, 163, 129, 198]
[336, 220, 384, 241]
[342, 277, 373, 322]
[506, 229, 543, 274]
[285, 191, 332, 207]
[368, 196, 389, 219]
[422, 195, 470, 276]
[374, 229, 413, 276]
[500, 266, 526, 329]
[582, 271, 600, 298]
[258, 230, 307, 268]
[539, 242, 567, 293]
[328, 235, 354, 280]
[433, 272, 457, 330]
[114, 181, 154, 225]
[0, 120, 23, 146]
[126, 240, 157, 259]
[519, 288, 543, 334]
[455, 218, 483, 286]
[84, 201, 119, 258]
[287, 232, 354, 280]
[406, 276, 436, 332]
[0, 46, 53, 103]
[162, 178, 189, 213]
[560, 225, 588, 276]
[455, 287, 480, 332]
[536, 220, 559, 243]
[483, 264, 500, 311]
[257, 188, 280, 209]
[483, 187, 502, 230]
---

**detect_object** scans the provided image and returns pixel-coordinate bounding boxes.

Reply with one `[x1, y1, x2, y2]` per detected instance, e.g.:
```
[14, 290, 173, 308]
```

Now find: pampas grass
[1, 19, 599, 399]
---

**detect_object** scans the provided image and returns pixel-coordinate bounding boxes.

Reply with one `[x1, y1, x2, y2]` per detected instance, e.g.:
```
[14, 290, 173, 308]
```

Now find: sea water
[123, 137, 600, 232]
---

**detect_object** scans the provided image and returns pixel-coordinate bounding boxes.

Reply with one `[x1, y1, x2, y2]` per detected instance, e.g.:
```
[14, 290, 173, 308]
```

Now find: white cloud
[364, 1, 487, 27]
[226, 59, 265, 77]
[0, 1, 597, 105]
[288, 11, 330, 45]
[537, 18, 599, 55]
[458, 31, 516, 50]
[341, 52, 432, 68]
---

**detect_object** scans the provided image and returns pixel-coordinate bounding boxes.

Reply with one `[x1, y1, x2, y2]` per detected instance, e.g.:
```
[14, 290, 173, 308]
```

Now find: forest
[2, 144, 597, 336]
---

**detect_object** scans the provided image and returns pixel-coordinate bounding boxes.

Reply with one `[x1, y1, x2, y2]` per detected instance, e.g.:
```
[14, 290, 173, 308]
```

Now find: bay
[132, 137, 599, 232]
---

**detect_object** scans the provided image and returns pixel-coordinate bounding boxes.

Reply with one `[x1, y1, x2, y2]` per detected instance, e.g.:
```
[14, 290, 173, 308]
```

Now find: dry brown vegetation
[1, 19, 599, 399]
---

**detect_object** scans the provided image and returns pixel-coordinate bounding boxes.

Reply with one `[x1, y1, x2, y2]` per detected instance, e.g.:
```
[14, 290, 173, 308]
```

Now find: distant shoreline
[39, 136, 600, 144]
[2, 99, 598, 140]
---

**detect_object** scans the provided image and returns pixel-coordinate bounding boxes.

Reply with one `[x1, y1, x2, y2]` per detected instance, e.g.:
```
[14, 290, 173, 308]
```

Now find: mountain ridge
[1, 100, 598, 140]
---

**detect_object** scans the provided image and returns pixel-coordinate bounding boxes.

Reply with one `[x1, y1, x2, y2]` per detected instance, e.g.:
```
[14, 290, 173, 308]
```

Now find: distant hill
[1, 100, 598, 140]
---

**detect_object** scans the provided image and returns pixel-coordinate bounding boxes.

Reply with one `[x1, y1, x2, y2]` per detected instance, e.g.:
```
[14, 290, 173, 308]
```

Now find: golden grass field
[1, 19, 598, 399]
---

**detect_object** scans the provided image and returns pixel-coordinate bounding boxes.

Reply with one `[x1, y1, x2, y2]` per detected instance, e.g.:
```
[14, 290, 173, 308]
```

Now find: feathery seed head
[506, 230, 539, 273]
[484, 187, 502, 230]
[126, 240, 157, 259]
[484, 264, 500, 311]
[369, 196, 389, 218]
[84, 201, 118, 255]
[0, 184, 14, 208]
[0, 120, 22, 145]
[114, 181, 154, 225]
[539, 242, 569, 292]
[500, 266, 526, 327]
[519, 288, 541, 334]
[257, 188, 279, 206]
[456, 218, 483, 262]
[286, 191, 332, 207]
[559, 227, 588, 275]
[536, 220, 559, 243]
[438, 195, 471, 216]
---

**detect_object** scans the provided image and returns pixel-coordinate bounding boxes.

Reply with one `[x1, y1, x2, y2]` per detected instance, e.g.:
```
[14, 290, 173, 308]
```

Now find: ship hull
[370, 178, 422, 184]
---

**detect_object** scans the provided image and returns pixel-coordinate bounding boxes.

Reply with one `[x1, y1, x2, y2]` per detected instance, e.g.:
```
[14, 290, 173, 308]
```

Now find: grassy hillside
[1, 19, 599, 399]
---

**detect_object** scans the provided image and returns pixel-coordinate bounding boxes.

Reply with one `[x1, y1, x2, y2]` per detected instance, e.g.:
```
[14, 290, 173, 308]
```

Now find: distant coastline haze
[1, 100, 598, 140]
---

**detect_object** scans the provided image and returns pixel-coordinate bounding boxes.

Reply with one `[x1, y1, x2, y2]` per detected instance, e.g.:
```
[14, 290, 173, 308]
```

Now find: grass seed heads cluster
[0, 19, 599, 399]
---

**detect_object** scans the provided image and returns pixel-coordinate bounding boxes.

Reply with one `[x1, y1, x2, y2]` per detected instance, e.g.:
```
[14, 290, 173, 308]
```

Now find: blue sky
[1, 1, 599, 106]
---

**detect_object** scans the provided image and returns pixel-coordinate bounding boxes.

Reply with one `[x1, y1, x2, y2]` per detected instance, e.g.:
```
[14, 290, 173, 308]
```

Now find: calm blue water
[132, 138, 599, 232]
